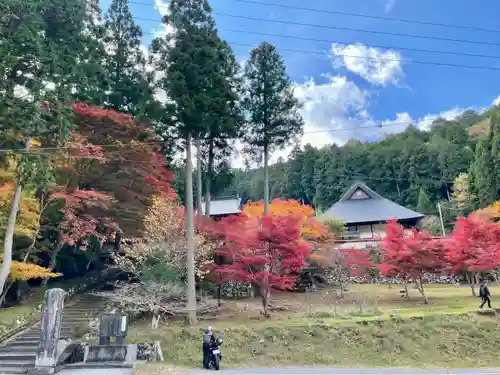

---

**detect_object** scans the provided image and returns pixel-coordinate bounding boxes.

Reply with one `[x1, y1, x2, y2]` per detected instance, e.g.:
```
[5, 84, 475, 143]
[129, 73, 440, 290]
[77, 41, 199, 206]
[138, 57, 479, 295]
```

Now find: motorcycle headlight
[217, 338, 223, 344]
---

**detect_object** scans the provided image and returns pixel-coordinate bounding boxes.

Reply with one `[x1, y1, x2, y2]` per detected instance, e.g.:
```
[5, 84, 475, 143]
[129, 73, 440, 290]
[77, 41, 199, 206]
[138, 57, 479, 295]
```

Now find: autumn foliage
[242, 199, 327, 239]
[8, 261, 62, 281]
[472, 201, 500, 223]
[51, 189, 116, 248]
[445, 216, 500, 294]
[209, 213, 310, 316]
[67, 103, 177, 236]
[380, 219, 446, 303]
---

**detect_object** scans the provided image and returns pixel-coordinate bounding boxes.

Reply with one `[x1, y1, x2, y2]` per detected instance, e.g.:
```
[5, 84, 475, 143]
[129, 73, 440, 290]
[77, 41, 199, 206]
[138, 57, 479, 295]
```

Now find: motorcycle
[208, 337, 223, 370]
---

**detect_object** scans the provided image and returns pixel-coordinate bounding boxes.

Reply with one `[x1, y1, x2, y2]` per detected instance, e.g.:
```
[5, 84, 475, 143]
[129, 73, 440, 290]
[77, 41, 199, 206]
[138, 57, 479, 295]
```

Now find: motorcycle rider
[202, 326, 216, 369]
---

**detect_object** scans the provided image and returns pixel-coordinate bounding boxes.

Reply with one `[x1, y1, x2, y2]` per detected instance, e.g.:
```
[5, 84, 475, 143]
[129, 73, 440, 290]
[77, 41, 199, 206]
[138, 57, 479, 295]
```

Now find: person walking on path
[479, 280, 492, 308]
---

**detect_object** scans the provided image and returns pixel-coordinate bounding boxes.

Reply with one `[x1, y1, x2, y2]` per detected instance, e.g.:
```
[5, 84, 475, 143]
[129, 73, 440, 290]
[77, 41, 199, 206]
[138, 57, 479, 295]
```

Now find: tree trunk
[42, 244, 62, 287]
[0, 137, 31, 296]
[262, 287, 269, 318]
[216, 284, 221, 307]
[466, 272, 476, 296]
[416, 277, 428, 304]
[263, 143, 269, 214]
[185, 133, 197, 325]
[0, 281, 14, 306]
[195, 137, 203, 217]
[403, 278, 409, 299]
[204, 140, 214, 216]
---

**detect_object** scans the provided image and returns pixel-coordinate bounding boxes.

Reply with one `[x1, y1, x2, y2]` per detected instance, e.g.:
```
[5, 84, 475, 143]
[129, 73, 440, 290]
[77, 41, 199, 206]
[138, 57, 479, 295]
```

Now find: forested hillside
[220, 107, 500, 216]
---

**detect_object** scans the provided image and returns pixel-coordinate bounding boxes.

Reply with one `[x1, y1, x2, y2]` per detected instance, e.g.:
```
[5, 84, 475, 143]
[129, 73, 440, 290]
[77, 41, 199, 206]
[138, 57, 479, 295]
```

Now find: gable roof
[200, 196, 242, 216]
[323, 181, 424, 225]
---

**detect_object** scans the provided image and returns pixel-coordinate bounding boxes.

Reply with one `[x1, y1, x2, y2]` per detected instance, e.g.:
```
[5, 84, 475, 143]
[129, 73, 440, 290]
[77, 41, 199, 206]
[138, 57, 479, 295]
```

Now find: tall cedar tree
[416, 187, 435, 214]
[103, 0, 152, 117]
[152, 0, 229, 324]
[0, 0, 94, 295]
[202, 38, 242, 215]
[70, 0, 109, 105]
[242, 42, 304, 213]
[490, 111, 500, 200]
[470, 138, 495, 207]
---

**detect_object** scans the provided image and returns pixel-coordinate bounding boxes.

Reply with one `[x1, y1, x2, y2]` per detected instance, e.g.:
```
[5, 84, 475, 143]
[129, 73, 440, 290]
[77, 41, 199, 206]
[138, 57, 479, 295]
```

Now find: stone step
[0, 352, 36, 361]
[0, 358, 35, 367]
[0, 366, 31, 374]
[5, 337, 39, 344]
[0, 344, 38, 353]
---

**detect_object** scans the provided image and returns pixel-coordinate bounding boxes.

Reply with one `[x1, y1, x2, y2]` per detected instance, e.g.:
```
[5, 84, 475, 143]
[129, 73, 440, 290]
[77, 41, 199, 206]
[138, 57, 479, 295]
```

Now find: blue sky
[101, 0, 500, 161]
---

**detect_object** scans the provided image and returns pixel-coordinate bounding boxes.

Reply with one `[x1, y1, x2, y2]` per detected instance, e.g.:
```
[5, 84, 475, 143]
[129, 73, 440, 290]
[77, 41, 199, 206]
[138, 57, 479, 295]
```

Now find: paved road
[186, 368, 500, 375]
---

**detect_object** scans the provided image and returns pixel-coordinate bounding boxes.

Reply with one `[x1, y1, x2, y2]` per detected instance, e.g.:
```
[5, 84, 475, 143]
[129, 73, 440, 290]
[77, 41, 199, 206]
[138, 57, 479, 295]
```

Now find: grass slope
[131, 314, 500, 369]
[130, 284, 500, 371]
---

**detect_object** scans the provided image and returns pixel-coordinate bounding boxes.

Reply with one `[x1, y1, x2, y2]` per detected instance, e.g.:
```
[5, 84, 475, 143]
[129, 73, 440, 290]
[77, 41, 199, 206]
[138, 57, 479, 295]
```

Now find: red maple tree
[380, 219, 446, 303]
[66, 103, 177, 236]
[209, 214, 311, 317]
[445, 216, 500, 295]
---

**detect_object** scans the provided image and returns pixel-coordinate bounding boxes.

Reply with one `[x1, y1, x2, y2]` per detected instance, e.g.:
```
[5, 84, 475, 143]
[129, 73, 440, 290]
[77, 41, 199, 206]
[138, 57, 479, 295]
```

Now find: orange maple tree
[472, 201, 500, 223]
[242, 198, 327, 239]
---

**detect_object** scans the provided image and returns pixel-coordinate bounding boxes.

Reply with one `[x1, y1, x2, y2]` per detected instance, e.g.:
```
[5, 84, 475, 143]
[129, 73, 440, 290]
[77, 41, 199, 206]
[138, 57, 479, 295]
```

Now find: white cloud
[415, 107, 465, 130]
[330, 43, 404, 86]
[384, 0, 396, 13]
[155, 0, 169, 16]
[154, 0, 175, 38]
[493, 95, 500, 107]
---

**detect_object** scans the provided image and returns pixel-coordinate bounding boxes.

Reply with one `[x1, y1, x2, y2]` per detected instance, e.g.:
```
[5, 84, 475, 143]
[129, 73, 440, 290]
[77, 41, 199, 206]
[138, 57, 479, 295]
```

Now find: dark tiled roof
[323, 181, 424, 225]
[201, 197, 242, 216]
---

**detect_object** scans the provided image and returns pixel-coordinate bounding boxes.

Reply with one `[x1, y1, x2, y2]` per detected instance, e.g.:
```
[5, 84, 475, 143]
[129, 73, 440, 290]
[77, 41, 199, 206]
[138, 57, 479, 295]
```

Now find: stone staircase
[0, 293, 108, 375]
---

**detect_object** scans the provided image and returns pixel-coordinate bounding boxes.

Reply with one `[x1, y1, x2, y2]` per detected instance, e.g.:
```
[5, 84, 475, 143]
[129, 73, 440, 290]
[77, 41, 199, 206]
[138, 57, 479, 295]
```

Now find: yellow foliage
[118, 196, 211, 279]
[473, 201, 500, 223]
[243, 198, 328, 239]
[0, 186, 40, 240]
[9, 261, 62, 281]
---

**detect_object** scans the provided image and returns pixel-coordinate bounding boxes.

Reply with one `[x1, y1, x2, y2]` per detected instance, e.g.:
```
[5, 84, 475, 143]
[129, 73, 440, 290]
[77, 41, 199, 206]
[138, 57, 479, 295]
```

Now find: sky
[101, 0, 500, 166]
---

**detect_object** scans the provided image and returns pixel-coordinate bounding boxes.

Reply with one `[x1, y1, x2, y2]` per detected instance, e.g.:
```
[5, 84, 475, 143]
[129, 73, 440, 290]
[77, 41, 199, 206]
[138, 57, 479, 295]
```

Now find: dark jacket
[203, 330, 216, 346]
[479, 284, 491, 298]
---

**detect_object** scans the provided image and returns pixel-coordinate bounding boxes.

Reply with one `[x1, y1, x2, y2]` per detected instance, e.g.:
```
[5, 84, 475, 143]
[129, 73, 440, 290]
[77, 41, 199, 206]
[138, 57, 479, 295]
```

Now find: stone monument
[28, 288, 66, 375]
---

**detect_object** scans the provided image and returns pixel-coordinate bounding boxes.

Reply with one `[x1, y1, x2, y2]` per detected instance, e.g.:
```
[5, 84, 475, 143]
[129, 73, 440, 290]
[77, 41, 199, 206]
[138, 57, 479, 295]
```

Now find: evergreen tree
[103, 0, 152, 116]
[242, 42, 304, 213]
[490, 111, 500, 200]
[416, 187, 435, 214]
[202, 39, 242, 215]
[300, 144, 318, 205]
[70, 0, 108, 105]
[152, 0, 238, 323]
[470, 139, 495, 207]
[284, 145, 304, 199]
[0, 0, 92, 297]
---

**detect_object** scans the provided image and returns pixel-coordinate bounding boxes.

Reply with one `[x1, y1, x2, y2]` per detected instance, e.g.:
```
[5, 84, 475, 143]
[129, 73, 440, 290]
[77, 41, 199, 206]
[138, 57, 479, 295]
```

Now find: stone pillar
[33, 288, 66, 374]
[98, 313, 128, 345]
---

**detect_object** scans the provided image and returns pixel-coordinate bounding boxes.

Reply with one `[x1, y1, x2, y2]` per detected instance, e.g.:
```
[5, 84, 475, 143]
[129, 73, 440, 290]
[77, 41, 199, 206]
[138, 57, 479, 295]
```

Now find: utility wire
[224, 0, 500, 35]
[228, 42, 500, 71]
[0, 148, 464, 185]
[135, 16, 500, 61]
[144, 30, 500, 71]
[0, 116, 467, 155]
[213, 13, 500, 48]
[129, 0, 500, 48]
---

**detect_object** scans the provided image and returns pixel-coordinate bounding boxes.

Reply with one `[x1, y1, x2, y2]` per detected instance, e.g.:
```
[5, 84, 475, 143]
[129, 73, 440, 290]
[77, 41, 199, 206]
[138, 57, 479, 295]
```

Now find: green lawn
[131, 284, 500, 372]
